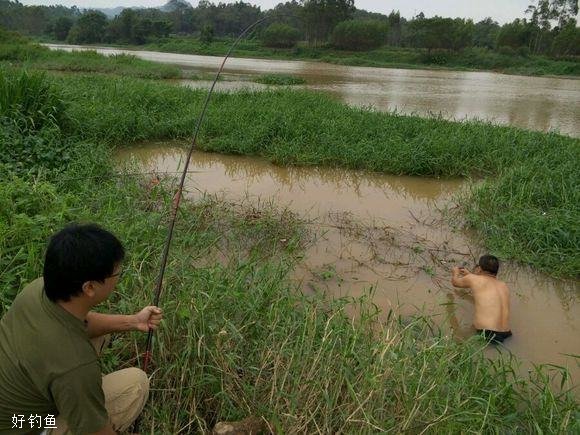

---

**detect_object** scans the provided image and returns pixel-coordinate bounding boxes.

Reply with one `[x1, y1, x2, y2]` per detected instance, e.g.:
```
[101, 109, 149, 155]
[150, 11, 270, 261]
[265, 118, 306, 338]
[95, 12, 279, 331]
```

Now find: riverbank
[1, 64, 578, 433]
[56, 35, 580, 78]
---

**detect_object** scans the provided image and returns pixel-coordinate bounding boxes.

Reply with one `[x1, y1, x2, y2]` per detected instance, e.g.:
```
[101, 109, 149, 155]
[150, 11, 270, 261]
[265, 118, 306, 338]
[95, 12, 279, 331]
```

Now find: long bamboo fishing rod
[140, 16, 270, 373]
[132, 16, 272, 434]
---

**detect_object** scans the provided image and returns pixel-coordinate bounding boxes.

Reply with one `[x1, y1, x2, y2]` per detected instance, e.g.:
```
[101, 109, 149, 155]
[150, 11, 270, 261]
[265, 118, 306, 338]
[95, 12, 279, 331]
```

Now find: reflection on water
[46, 44, 580, 137]
[116, 142, 580, 390]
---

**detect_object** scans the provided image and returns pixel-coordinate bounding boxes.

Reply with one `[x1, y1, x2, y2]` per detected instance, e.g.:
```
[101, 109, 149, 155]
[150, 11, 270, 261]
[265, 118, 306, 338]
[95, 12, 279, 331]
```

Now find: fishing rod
[133, 14, 272, 432]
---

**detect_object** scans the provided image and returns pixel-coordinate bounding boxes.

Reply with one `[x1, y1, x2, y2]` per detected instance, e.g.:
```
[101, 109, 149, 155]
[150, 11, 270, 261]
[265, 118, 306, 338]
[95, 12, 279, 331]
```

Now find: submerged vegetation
[1, 45, 579, 431]
[253, 73, 306, 86]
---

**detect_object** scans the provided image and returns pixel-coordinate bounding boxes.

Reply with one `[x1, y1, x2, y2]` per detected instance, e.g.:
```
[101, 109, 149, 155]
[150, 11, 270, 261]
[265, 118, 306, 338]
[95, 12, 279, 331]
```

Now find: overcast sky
[20, 0, 538, 24]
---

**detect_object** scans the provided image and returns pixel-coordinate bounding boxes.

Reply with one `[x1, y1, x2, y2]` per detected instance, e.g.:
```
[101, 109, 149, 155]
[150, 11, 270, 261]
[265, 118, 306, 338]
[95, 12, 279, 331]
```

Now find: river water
[116, 144, 580, 391]
[46, 44, 580, 137]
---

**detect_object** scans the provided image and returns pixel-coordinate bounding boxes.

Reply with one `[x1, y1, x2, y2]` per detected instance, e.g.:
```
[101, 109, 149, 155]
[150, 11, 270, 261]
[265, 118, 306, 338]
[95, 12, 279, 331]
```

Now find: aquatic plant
[253, 74, 306, 86]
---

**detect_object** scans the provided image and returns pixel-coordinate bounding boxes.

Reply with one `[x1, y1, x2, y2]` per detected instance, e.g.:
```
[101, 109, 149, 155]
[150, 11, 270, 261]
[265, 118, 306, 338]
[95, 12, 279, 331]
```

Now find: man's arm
[86, 306, 162, 338]
[86, 312, 136, 338]
[451, 267, 474, 289]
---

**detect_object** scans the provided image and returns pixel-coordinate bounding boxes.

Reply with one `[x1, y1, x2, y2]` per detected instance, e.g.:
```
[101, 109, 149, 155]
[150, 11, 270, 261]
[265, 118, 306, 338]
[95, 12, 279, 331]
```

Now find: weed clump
[253, 74, 306, 86]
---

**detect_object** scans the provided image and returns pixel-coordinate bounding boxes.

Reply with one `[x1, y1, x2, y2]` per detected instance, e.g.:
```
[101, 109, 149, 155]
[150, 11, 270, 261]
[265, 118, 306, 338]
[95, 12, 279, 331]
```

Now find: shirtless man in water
[451, 255, 512, 344]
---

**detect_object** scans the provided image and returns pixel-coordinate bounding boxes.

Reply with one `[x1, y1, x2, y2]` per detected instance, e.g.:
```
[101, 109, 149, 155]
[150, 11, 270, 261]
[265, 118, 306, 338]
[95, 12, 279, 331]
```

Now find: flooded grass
[1, 66, 579, 431]
[253, 74, 306, 86]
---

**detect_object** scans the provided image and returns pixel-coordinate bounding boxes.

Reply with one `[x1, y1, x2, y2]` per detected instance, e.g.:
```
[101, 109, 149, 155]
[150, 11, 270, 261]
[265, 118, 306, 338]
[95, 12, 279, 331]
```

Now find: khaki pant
[50, 335, 149, 434]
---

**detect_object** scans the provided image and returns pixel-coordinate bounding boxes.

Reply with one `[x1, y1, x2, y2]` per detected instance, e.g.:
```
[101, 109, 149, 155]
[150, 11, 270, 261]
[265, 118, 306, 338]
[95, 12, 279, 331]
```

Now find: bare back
[468, 274, 510, 331]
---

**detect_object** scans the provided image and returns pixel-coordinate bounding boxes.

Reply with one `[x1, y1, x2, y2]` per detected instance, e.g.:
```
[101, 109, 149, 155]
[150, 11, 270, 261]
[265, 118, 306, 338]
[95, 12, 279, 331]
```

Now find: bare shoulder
[497, 279, 510, 293]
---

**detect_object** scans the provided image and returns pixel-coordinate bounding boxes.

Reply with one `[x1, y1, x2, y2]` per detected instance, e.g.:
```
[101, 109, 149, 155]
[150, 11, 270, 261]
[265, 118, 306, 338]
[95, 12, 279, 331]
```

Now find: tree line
[0, 0, 578, 56]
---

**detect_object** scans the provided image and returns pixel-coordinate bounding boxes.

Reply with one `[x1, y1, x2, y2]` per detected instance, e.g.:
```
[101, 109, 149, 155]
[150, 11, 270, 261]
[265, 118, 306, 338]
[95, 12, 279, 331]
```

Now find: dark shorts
[477, 329, 512, 344]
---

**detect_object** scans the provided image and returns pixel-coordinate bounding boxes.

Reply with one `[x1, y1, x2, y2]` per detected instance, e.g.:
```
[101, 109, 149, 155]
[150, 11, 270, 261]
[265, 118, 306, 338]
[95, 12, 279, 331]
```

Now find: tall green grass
[0, 63, 578, 433]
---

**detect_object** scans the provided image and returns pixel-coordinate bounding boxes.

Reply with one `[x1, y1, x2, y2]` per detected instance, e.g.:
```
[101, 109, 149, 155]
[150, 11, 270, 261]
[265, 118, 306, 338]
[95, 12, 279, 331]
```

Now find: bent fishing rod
[140, 16, 270, 373]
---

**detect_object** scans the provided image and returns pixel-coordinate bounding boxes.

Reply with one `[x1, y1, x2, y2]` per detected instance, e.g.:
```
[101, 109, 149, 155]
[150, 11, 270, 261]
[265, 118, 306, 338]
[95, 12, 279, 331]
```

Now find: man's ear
[81, 281, 96, 298]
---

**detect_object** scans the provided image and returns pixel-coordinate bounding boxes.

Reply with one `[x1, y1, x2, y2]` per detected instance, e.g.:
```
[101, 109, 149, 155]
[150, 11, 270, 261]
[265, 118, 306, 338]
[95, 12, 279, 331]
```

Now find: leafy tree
[167, 0, 195, 33]
[496, 19, 533, 49]
[261, 23, 300, 48]
[266, 1, 304, 37]
[552, 19, 580, 54]
[387, 11, 403, 46]
[528, 0, 579, 27]
[199, 24, 214, 45]
[406, 17, 474, 53]
[301, 0, 355, 46]
[331, 19, 387, 51]
[51, 17, 73, 41]
[473, 18, 500, 49]
[67, 10, 107, 44]
[0, 1, 79, 35]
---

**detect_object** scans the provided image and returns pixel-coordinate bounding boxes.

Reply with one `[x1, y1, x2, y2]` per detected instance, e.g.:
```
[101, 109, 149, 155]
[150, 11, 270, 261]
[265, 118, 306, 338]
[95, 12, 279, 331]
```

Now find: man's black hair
[478, 254, 499, 276]
[43, 223, 125, 302]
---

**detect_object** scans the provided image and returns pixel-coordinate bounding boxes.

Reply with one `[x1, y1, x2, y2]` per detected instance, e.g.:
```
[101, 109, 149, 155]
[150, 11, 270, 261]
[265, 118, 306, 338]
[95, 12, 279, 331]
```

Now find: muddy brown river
[46, 44, 580, 137]
[116, 143, 579, 392]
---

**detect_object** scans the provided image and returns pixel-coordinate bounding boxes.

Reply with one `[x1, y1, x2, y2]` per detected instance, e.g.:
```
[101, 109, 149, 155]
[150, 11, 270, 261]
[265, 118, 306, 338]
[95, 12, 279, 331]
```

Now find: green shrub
[517, 46, 530, 57]
[261, 23, 301, 48]
[420, 49, 450, 65]
[332, 20, 388, 51]
[497, 45, 517, 56]
[200, 24, 214, 45]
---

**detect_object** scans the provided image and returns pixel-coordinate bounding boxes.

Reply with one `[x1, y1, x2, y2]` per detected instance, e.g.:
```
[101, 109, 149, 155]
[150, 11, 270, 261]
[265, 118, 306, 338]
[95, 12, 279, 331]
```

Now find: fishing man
[0, 224, 163, 434]
[451, 255, 512, 344]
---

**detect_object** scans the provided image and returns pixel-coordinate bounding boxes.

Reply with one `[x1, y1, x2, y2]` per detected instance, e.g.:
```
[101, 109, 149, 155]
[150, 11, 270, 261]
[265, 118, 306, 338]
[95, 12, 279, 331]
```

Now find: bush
[200, 24, 214, 45]
[497, 46, 516, 56]
[420, 49, 450, 65]
[332, 20, 388, 51]
[517, 46, 530, 57]
[261, 23, 301, 49]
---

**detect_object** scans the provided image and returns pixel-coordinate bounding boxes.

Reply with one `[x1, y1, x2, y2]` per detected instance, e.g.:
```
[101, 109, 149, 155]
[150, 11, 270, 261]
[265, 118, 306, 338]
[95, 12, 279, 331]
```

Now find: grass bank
[0, 30, 182, 79]
[118, 36, 580, 77]
[1, 67, 578, 433]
